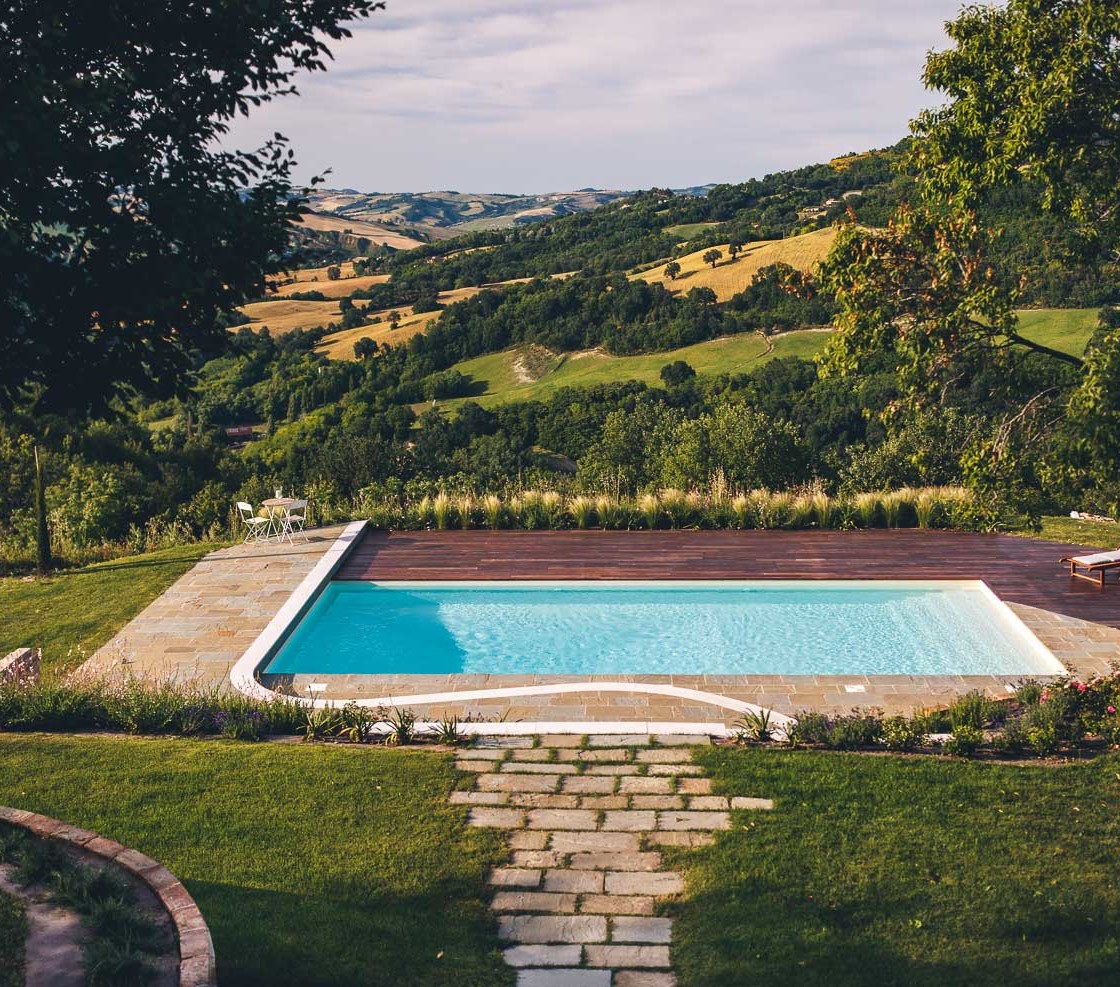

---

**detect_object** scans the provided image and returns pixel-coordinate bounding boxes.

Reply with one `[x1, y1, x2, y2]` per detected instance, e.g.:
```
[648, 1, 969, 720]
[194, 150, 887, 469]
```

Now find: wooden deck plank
[336, 530, 1120, 628]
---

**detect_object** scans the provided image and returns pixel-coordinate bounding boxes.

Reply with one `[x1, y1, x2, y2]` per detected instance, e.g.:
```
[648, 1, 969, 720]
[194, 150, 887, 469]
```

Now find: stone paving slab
[79, 527, 348, 684]
[462, 735, 774, 986]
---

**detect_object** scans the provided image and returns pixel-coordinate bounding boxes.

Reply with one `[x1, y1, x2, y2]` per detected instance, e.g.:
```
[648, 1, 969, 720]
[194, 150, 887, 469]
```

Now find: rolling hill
[303, 187, 631, 239]
[635, 226, 838, 301]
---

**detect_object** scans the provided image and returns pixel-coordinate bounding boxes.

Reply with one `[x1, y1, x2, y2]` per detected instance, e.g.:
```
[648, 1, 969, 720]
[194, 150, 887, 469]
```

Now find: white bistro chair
[279, 499, 309, 543]
[237, 502, 270, 542]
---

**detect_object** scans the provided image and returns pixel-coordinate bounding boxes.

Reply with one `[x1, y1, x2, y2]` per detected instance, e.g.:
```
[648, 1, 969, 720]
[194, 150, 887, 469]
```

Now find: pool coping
[230, 525, 1072, 736]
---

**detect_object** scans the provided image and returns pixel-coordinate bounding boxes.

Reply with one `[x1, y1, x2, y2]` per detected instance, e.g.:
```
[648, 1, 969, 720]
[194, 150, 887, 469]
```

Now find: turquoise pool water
[263, 580, 1061, 677]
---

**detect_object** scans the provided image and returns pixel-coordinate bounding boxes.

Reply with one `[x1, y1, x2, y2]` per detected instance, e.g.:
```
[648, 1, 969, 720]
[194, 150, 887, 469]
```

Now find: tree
[0, 0, 380, 416]
[389, 310, 402, 330]
[664, 261, 681, 280]
[353, 338, 379, 360]
[702, 249, 723, 269]
[660, 361, 696, 388]
[911, 0, 1120, 253]
[326, 265, 343, 281]
[728, 241, 742, 261]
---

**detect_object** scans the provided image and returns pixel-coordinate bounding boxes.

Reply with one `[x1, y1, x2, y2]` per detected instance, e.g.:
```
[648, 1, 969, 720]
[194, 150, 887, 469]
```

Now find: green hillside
[433, 307, 1098, 410]
[436, 330, 829, 410]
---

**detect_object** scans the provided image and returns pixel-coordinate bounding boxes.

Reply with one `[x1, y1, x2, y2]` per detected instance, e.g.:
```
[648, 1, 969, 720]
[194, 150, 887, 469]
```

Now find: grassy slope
[431, 307, 1097, 411]
[1022, 515, 1120, 549]
[0, 544, 217, 674]
[665, 221, 722, 240]
[0, 736, 510, 987]
[0, 890, 24, 987]
[435, 332, 829, 411]
[1016, 307, 1101, 357]
[674, 748, 1120, 987]
[635, 226, 838, 301]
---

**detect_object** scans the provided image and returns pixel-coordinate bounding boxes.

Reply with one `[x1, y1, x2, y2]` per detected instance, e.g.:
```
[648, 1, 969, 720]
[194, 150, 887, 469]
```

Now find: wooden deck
[338, 529, 1120, 628]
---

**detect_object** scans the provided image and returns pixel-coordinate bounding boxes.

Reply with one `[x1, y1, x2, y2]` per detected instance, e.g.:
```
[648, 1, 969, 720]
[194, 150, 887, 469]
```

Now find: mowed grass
[0, 890, 24, 987]
[673, 748, 1120, 986]
[0, 735, 510, 987]
[1015, 307, 1100, 357]
[230, 298, 342, 335]
[665, 221, 722, 240]
[435, 331, 830, 410]
[636, 226, 838, 301]
[1016, 515, 1119, 549]
[268, 273, 391, 299]
[0, 543, 217, 674]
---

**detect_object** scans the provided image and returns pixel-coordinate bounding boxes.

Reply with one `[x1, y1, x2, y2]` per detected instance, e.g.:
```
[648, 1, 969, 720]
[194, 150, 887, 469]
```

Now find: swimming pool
[263, 579, 1063, 678]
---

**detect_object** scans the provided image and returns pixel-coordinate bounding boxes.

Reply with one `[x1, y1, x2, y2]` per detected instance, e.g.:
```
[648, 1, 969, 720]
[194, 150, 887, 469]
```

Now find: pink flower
[1076, 682, 1087, 693]
[1040, 692, 1049, 703]
[1108, 706, 1116, 714]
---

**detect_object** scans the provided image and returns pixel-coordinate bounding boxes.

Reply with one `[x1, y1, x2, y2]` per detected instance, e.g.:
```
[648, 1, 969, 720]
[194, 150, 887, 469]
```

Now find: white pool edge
[229, 529, 1066, 736]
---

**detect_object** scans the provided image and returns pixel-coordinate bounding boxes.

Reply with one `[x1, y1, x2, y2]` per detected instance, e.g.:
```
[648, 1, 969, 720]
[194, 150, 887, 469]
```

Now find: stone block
[584, 945, 671, 968]
[490, 891, 577, 913]
[611, 916, 673, 943]
[467, 807, 526, 829]
[656, 811, 730, 831]
[675, 778, 712, 795]
[569, 852, 661, 872]
[561, 776, 617, 794]
[578, 894, 655, 915]
[503, 944, 583, 968]
[498, 914, 608, 944]
[542, 869, 603, 894]
[635, 749, 692, 764]
[517, 970, 611, 987]
[646, 832, 714, 849]
[601, 810, 656, 832]
[526, 809, 599, 831]
[550, 832, 640, 853]
[479, 773, 561, 793]
[488, 868, 542, 888]
[503, 762, 577, 775]
[604, 871, 683, 896]
[731, 797, 774, 810]
[619, 777, 673, 795]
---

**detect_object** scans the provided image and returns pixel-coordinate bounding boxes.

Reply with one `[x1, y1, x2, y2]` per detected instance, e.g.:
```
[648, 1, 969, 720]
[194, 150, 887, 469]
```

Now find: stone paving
[458, 734, 773, 987]
[79, 527, 346, 684]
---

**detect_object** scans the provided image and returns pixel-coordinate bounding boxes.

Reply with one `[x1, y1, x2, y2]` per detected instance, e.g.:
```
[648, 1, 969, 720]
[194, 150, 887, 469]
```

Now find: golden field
[635, 226, 838, 302]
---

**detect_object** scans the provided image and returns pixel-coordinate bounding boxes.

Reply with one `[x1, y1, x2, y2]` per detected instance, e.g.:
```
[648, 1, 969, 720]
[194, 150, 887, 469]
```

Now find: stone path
[456, 734, 773, 987]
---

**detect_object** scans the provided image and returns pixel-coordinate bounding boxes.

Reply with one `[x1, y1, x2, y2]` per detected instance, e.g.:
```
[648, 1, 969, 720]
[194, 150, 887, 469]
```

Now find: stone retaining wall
[0, 806, 216, 987]
[0, 647, 40, 685]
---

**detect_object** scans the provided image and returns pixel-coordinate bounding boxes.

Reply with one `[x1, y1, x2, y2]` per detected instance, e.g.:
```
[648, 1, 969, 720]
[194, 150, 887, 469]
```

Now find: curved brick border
[0, 806, 216, 987]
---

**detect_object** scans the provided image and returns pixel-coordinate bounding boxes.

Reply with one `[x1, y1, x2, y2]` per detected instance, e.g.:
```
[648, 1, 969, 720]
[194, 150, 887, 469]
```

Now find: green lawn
[1015, 515, 1119, 549]
[672, 748, 1120, 986]
[0, 735, 510, 987]
[0, 543, 219, 675]
[0, 889, 25, 987]
[1016, 307, 1100, 357]
[664, 221, 722, 241]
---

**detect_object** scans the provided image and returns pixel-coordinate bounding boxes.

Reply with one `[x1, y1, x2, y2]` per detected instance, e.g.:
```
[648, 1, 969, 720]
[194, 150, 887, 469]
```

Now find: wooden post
[34, 444, 50, 576]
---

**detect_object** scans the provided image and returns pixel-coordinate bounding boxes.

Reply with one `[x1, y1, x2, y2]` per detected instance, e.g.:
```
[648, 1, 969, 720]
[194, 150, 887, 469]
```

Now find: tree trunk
[34, 444, 50, 575]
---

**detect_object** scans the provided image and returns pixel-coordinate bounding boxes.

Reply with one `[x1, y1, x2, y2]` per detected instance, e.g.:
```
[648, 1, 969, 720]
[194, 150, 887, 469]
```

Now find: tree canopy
[0, 0, 380, 416]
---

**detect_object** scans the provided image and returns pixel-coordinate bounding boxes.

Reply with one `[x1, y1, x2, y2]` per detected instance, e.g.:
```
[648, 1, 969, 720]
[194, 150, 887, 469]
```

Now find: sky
[226, 0, 965, 194]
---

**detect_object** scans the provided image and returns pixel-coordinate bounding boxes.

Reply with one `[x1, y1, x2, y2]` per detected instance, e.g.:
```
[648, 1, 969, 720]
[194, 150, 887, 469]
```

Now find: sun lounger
[1060, 547, 1120, 587]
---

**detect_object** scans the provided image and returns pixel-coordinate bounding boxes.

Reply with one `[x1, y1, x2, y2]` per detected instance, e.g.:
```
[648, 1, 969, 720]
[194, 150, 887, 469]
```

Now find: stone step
[517, 969, 610, 987]
[543, 870, 603, 894]
[635, 750, 693, 764]
[503, 762, 579, 775]
[489, 867, 543, 888]
[584, 944, 671, 969]
[491, 891, 577, 913]
[504, 943, 582, 967]
[511, 748, 558, 762]
[646, 831, 714, 849]
[578, 894, 655, 916]
[550, 832, 640, 853]
[604, 871, 684, 896]
[467, 807, 526, 829]
[561, 776, 618, 794]
[569, 852, 662, 872]
[479, 773, 562, 793]
[499, 914, 608, 944]
[557, 748, 633, 763]
[647, 764, 702, 776]
[611, 917, 673, 944]
[587, 735, 651, 746]
[656, 811, 730, 831]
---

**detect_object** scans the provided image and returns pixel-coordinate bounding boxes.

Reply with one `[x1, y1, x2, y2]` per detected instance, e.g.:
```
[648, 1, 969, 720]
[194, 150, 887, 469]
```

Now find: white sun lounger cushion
[1069, 550, 1120, 566]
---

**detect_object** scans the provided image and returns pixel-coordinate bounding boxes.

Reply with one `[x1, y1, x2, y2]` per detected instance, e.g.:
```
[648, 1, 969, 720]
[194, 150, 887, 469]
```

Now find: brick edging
[0, 806, 216, 987]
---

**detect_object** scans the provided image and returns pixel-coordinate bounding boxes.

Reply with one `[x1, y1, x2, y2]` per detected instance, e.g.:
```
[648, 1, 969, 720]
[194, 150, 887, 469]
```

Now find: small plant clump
[732, 679, 1120, 761]
[0, 826, 171, 987]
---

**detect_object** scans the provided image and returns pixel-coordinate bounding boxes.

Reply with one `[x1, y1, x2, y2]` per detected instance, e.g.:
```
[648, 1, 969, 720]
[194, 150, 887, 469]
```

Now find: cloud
[225, 0, 962, 192]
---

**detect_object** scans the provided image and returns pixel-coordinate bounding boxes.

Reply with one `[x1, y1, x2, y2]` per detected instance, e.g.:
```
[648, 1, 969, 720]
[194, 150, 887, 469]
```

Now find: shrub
[827, 713, 883, 750]
[947, 690, 1000, 730]
[882, 715, 925, 752]
[943, 724, 984, 758]
[734, 708, 775, 743]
